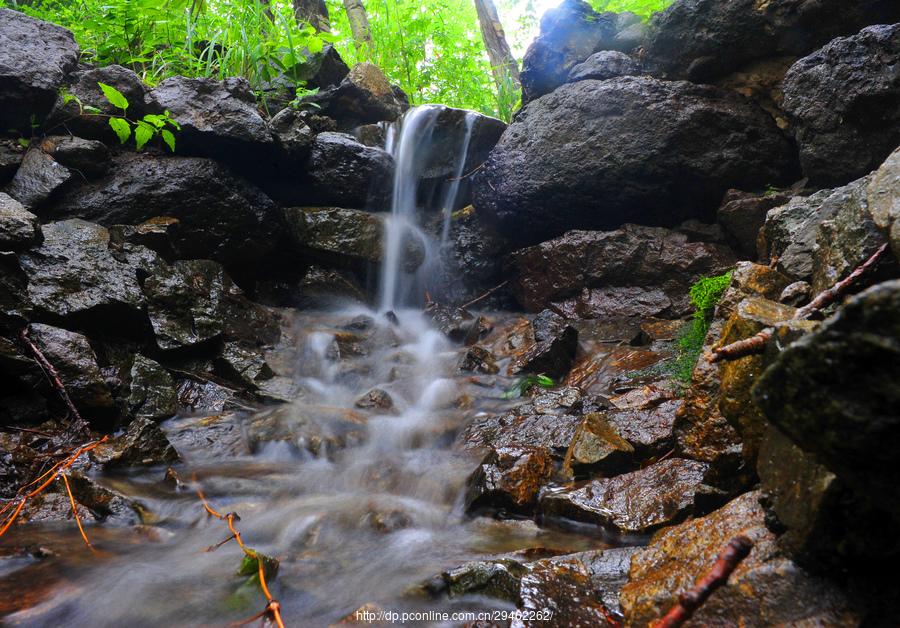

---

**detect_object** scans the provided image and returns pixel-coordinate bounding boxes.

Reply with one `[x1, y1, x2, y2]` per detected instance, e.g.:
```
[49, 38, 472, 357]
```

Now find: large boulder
[783, 23, 900, 187]
[0, 9, 80, 131]
[301, 62, 408, 129]
[147, 76, 274, 156]
[641, 0, 900, 83]
[510, 224, 735, 316]
[519, 0, 637, 104]
[753, 280, 900, 517]
[45, 153, 282, 281]
[474, 77, 797, 246]
[299, 132, 393, 209]
[620, 491, 860, 626]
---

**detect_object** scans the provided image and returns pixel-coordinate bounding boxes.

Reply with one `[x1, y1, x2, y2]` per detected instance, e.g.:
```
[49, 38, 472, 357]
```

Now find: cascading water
[1, 106, 609, 628]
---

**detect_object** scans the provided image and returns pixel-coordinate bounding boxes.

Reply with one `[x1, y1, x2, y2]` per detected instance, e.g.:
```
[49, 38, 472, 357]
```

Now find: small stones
[457, 345, 499, 375]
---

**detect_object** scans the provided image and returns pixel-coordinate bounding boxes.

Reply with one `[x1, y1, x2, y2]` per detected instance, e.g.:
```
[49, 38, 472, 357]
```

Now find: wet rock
[778, 281, 811, 307]
[143, 259, 279, 351]
[213, 341, 274, 390]
[301, 132, 393, 209]
[109, 217, 181, 262]
[510, 225, 735, 315]
[567, 50, 641, 83]
[147, 76, 274, 157]
[4, 148, 74, 210]
[510, 310, 577, 380]
[716, 189, 790, 260]
[870, 146, 900, 260]
[458, 345, 499, 375]
[563, 412, 634, 477]
[519, 0, 616, 103]
[464, 445, 554, 514]
[620, 491, 860, 626]
[66, 472, 143, 525]
[268, 107, 315, 159]
[436, 558, 526, 601]
[245, 404, 367, 457]
[284, 206, 425, 270]
[717, 297, 798, 466]
[423, 303, 473, 342]
[606, 386, 680, 460]
[753, 280, 900, 516]
[27, 323, 117, 424]
[0, 139, 26, 185]
[553, 287, 673, 320]
[45, 65, 148, 143]
[783, 23, 900, 186]
[0, 194, 40, 251]
[296, 265, 366, 308]
[474, 77, 797, 247]
[354, 388, 394, 411]
[164, 411, 246, 458]
[539, 458, 709, 535]
[574, 547, 641, 616]
[38, 136, 109, 179]
[127, 354, 177, 422]
[47, 153, 282, 279]
[91, 416, 179, 467]
[0, 8, 80, 131]
[301, 62, 407, 129]
[641, 0, 900, 83]
[458, 409, 581, 461]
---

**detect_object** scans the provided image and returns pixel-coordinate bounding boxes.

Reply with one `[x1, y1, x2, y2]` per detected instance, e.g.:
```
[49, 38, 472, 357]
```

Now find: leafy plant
[589, 0, 672, 20]
[501, 373, 555, 399]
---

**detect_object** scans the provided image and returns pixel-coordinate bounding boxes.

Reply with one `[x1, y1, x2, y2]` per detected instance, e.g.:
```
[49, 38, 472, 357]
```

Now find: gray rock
[0, 139, 26, 184]
[567, 50, 641, 83]
[539, 458, 709, 534]
[300, 62, 408, 129]
[0, 9, 80, 131]
[869, 146, 900, 261]
[0, 193, 40, 251]
[474, 77, 797, 246]
[510, 310, 578, 380]
[213, 341, 274, 390]
[127, 355, 178, 422]
[717, 189, 790, 260]
[5, 148, 73, 209]
[91, 416, 179, 467]
[783, 23, 900, 186]
[302, 132, 393, 209]
[38, 135, 110, 178]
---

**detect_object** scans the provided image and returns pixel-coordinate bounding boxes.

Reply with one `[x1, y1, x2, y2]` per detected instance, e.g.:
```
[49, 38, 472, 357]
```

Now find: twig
[460, 280, 509, 310]
[651, 535, 754, 628]
[18, 326, 91, 438]
[62, 473, 95, 552]
[709, 243, 889, 363]
[0, 425, 54, 438]
[445, 160, 486, 182]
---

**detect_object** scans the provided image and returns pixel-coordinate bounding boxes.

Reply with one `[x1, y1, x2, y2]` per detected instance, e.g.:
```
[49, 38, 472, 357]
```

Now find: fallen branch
[195, 479, 285, 628]
[18, 325, 91, 438]
[651, 535, 754, 628]
[709, 243, 889, 363]
[460, 280, 509, 311]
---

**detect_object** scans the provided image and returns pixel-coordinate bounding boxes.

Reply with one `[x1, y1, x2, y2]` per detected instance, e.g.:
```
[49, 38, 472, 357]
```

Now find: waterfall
[378, 105, 477, 311]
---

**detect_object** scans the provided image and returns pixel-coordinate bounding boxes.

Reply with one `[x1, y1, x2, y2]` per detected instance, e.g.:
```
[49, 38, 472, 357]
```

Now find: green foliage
[588, 0, 672, 20]
[501, 374, 555, 400]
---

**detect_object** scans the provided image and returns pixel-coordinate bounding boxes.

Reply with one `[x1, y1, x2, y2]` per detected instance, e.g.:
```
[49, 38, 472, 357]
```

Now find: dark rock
[28, 323, 117, 424]
[475, 78, 796, 247]
[779, 281, 811, 307]
[458, 409, 581, 460]
[553, 286, 674, 320]
[539, 458, 709, 534]
[213, 341, 274, 390]
[783, 23, 900, 186]
[17, 219, 152, 330]
[717, 189, 790, 260]
[284, 206, 424, 270]
[510, 310, 578, 380]
[66, 472, 143, 525]
[163, 411, 246, 460]
[754, 280, 900, 516]
[519, 0, 617, 103]
[301, 132, 393, 209]
[606, 385, 680, 460]
[143, 259, 279, 351]
[45, 64, 148, 143]
[567, 50, 641, 83]
[38, 136, 109, 178]
[870, 146, 900, 261]
[0, 139, 26, 184]
[91, 416, 179, 467]
[562, 412, 634, 476]
[0, 9, 80, 131]
[147, 76, 275, 156]
[47, 153, 282, 279]
[457, 345, 498, 375]
[352, 123, 386, 148]
[510, 225, 736, 315]
[127, 354, 178, 422]
[109, 217, 181, 262]
[296, 265, 366, 308]
[245, 404, 367, 457]
[269, 107, 315, 158]
[575, 547, 641, 615]
[354, 388, 394, 411]
[5, 148, 74, 209]
[411, 107, 507, 184]
[423, 303, 473, 342]
[0, 193, 41, 251]
[464, 445, 554, 514]
[620, 491, 860, 626]
[641, 0, 900, 83]
[300, 62, 407, 129]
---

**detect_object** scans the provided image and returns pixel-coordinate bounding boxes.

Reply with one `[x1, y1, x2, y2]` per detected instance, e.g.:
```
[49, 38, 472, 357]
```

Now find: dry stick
[460, 280, 509, 311]
[195, 481, 286, 628]
[18, 326, 91, 438]
[709, 243, 889, 363]
[651, 535, 754, 628]
[61, 473, 95, 552]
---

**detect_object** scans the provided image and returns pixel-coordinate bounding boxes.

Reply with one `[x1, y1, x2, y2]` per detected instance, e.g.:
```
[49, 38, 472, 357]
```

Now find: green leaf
[160, 129, 176, 152]
[134, 121, 154, 150]
[98, 82, 129, 111]
[83, 105, 102, 114]
[108, 117, 131, 144]
[142, 114, 167, 128]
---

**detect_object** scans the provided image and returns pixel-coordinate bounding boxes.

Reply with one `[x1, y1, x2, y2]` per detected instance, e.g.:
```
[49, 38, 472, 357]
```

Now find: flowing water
[0, 107, 633, 626]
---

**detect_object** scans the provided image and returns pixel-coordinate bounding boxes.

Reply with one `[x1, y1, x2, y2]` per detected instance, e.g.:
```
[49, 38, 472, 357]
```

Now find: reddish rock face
[464, 445, 555, 514]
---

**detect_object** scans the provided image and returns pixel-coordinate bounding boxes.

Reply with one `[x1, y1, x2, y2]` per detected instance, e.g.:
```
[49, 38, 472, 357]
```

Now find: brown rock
[465, 446, 555, 514]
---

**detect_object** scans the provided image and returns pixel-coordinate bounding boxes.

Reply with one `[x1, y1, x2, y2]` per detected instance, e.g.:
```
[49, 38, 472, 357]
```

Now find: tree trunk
[293, 0, 330, 32]
[342, 0, 373, 50]
[473, 0, 520, 90]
